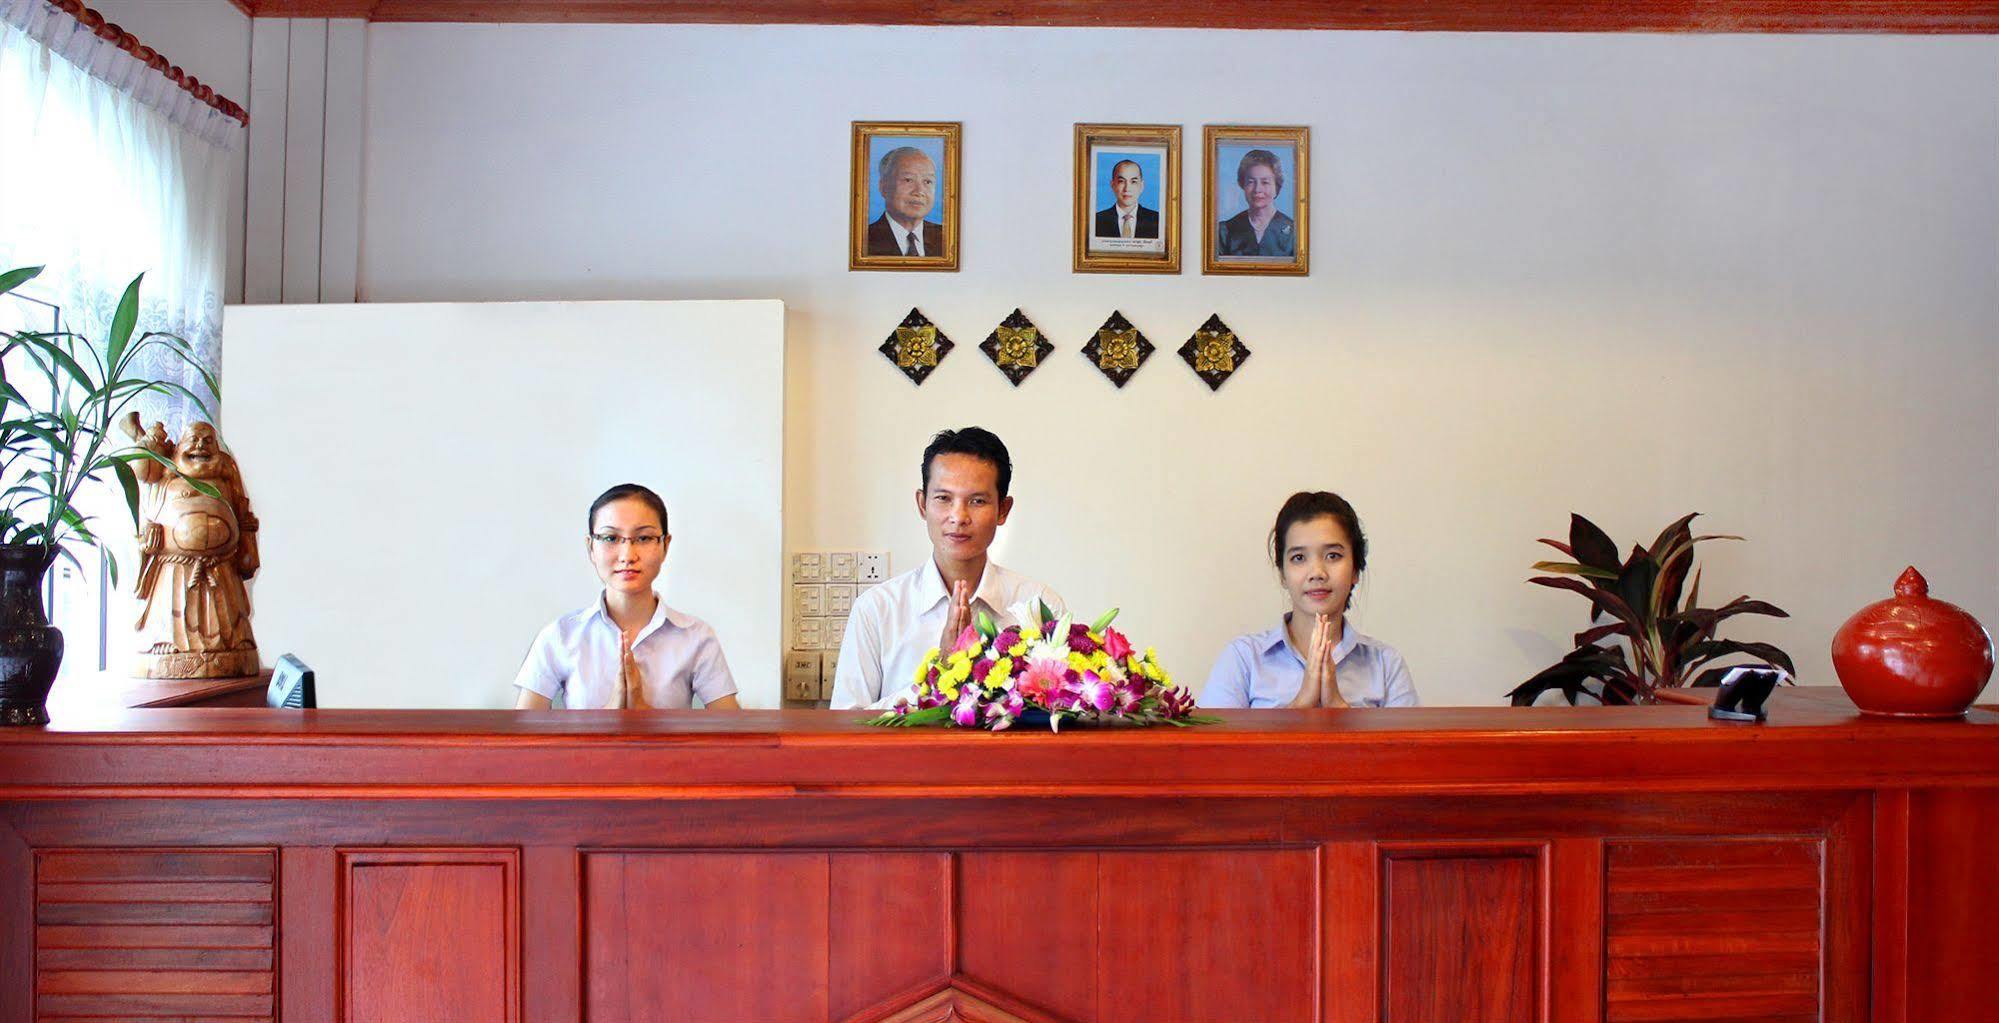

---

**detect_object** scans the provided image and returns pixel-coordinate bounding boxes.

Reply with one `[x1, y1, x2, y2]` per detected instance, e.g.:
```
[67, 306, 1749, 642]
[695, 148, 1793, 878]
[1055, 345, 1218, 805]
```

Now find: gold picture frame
[1073, 123, 1181, 274]
[850, 121, 962, 272]
[1202, 125, 1308, 277]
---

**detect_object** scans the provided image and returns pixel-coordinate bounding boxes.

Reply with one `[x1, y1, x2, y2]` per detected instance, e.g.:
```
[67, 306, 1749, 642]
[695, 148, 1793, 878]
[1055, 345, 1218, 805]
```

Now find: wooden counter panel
[338, 848, 518, 1023]
[1095, 850, 1317, 1021]
[32, 848, 277, 1023]
[0, 700, 1989, 1020]
[1382, 845, 1542, 1021]
[1604, 840, 1822, 1023]
[958, 852, 1098, 1022]
[585, 851, 831, 1022]
[1905, 788, 1999, 1021]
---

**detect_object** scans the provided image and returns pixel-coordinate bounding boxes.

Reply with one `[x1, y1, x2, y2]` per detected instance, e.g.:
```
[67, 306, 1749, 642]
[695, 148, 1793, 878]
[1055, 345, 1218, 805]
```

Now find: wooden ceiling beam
[239, 0, 1999, 33]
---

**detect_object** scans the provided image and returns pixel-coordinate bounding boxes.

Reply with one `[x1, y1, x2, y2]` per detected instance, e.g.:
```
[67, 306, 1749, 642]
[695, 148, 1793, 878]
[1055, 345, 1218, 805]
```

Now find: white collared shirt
[830, 559, 1065, 710]
[1198, 615, 1418, 708]
[888, 215, 926, 256]
[514, 592, 737, 709]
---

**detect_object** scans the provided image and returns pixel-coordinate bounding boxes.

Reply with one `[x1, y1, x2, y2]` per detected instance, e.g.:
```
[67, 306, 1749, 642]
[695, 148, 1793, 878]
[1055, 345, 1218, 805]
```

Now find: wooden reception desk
[0, 688, 1993, 1022]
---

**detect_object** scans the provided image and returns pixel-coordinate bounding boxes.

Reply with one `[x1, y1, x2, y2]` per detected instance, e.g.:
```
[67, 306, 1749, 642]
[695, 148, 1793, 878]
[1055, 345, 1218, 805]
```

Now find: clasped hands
[1287, 613, 1349, 709]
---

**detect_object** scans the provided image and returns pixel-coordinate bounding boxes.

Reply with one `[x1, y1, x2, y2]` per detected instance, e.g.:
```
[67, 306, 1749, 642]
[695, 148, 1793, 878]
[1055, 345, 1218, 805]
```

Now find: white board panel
[222, 300, 785, 708]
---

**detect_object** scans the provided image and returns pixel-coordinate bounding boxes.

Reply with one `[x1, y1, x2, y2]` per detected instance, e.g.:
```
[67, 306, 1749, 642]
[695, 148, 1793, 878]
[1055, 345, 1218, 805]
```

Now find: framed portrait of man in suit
[1203, 124, 1309, 277]
[850, 121, 961, 272]
[1073, 123, 1181, 274]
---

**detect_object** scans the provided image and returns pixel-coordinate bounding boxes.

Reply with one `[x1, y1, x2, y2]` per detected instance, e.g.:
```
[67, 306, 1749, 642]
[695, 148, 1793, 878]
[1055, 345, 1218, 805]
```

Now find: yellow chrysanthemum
[1009, 642, 1028, 657]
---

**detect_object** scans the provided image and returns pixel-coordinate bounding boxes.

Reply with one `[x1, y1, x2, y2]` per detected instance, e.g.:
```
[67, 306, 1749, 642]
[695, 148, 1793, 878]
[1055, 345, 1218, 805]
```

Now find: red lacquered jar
[1832, 567, 1994, 717]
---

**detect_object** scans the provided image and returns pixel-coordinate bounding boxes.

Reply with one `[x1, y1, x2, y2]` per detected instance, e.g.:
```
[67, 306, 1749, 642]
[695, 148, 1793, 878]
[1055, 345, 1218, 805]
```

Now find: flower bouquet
[866, 603, 1214, 731]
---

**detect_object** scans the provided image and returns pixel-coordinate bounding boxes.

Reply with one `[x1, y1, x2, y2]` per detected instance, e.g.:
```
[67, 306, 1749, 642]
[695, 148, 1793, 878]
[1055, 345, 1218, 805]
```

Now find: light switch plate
[795, 618, 824, 650]
[827, 551, 858, 582]
[824, 617, 847, 656]
[793, 583, 824, 619]
[825, 583, 857, 616]
[857, 551, 889, 585]
[790, 552, 824, 583]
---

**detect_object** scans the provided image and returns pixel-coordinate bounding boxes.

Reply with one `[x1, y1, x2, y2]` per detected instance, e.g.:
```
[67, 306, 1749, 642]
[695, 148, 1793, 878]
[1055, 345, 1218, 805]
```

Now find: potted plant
[1507, 512, 1794, 706]
[0, 265, 217, 724]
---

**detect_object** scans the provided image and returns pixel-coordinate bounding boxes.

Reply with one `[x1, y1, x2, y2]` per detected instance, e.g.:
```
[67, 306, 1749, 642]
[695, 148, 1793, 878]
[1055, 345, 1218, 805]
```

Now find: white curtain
[0, 0, 242, 680]
[0, 0, 241, 428]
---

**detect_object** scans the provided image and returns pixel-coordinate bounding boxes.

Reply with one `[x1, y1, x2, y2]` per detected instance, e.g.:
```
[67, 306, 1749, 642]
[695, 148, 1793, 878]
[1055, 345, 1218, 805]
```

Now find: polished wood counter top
[3, 687, 1994, 797]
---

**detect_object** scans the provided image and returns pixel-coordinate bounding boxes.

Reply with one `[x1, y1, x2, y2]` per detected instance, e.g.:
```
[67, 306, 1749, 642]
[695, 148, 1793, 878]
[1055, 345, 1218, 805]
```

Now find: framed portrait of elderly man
[1202, 125, 1309, 276]
[1073, 123, 1181, 274]
[850, 121, 962, 272]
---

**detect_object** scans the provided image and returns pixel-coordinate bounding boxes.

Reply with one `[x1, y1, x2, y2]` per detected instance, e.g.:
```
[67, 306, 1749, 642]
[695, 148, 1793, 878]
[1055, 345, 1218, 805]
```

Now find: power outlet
[790, 552, 824, 583]
[784, 651, 823, 701]
[792, 583, 824, 619]
[857, 551, 890, 585]
[825, 583, 856, 616]
[826, 551, 857, 582]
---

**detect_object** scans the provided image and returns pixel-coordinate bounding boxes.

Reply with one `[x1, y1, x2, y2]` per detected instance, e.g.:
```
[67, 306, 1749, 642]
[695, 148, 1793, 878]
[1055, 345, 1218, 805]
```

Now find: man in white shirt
[830, 427, 1064, 710]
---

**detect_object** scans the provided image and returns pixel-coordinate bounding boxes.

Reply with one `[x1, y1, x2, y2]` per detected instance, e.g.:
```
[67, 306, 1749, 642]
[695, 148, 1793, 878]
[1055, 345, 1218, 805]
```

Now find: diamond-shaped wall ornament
[879, 308, 954, 385]
[979, 308, 1054, 387]
[1079, 310, 1155, 389]
[1178, 313, 1251, 391]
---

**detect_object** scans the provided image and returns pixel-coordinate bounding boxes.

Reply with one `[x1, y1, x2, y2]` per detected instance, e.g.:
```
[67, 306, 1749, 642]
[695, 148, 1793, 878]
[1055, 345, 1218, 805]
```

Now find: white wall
[90, 0, 250, 303]
[300, 24, 1993, 705]
[223, 300, 787, 708]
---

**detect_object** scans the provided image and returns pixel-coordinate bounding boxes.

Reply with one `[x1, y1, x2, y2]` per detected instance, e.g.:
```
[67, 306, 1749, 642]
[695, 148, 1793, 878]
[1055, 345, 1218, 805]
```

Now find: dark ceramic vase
[0, 544, 64, 726]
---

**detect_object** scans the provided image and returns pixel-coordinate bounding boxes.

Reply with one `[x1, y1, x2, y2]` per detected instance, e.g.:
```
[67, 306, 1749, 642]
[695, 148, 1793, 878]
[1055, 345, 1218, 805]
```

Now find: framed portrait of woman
[850, 121, 962, 272]
[1073, 123, 1181, 274]
[1202, 125, 1308, 276]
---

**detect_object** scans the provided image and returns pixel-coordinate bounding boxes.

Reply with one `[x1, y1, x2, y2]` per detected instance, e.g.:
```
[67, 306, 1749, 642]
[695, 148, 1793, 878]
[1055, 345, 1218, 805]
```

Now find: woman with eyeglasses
[1198, 491, 1417, 709]
[513, 484, 741, 710]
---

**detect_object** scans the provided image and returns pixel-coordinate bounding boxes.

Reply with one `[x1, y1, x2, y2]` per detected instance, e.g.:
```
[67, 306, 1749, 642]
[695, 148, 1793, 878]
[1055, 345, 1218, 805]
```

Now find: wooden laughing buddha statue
[121, 413, 261, 679]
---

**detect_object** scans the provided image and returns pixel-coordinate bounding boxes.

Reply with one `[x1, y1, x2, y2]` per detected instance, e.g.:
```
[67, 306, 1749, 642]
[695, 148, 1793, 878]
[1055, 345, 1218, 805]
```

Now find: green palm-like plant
[1507, 512, 1794, 706]
[0, 265, 219, 584]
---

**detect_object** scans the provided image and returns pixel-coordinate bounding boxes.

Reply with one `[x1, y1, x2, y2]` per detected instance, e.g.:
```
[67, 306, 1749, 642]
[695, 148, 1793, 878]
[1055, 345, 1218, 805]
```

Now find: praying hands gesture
[618, 630, 651, 710]
[1287, 614, 1349, 708]
[937, 579, 973, 654]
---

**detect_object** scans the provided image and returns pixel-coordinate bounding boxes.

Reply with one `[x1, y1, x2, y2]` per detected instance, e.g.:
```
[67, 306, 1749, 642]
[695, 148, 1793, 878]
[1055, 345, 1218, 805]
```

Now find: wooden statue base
[137, 647, 261, 680]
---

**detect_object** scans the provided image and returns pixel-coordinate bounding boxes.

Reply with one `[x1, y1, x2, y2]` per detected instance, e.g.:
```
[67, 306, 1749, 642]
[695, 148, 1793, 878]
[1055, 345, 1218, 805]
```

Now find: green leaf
[0, 266, 43, 298]
[111, 458, 141, 536]
[1037, 598, 1054, 626]
[103, 547, 117, 590]
[974, 608, 997, 639]
[1530, 560, 1619, 580]
[106, 273, 142, 373]
[12, 334, 93, 392]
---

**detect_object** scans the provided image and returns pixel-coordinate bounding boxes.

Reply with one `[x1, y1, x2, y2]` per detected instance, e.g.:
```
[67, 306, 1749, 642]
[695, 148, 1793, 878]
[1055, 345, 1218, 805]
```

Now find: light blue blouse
[1198, 616, 1419, 708]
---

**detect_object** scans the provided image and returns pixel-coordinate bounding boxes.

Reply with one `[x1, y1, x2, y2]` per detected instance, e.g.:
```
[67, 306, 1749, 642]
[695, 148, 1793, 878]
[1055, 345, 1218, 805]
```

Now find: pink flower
[951, 624, 982, 656]
[1075, 672, 1116, 714]
[971, 659, 994, 683]
[1017, 660, 1067, 702]
[951, 689, 983, 727]
[984, 692, 1024, 731]
[1102, 628, 1133, 661]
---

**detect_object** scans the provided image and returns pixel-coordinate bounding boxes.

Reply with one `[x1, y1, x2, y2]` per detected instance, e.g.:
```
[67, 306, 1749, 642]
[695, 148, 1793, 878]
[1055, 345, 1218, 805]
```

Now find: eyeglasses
[589, 533, 664, 550]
